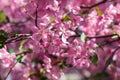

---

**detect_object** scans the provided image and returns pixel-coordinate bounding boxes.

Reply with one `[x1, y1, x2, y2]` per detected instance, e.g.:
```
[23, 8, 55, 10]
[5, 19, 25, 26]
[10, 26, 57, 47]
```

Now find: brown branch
[69, 28, 118, 40]
[4, 62, 17, 80]
[35, 3, 39, 28]
[68, 33, 119, 42]
[80, 0, 108, 9]
[87, 34, 118, 39]
[0, 16, 31, 27]
[5, 34, 31, 44]
[102, 46, 120, 72]
[16, 48, 33, 56]
[98, 37, 120, 46]
[3, 48, 32, 80]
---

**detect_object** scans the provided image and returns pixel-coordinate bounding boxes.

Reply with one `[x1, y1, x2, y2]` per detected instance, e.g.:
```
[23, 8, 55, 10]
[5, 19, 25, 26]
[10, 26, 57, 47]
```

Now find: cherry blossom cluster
[0, 0, 120, 80]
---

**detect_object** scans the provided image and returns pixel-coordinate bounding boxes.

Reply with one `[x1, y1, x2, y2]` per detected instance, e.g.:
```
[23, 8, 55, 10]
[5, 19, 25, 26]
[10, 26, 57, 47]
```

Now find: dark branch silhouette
[35, 3, 39, 28]
[80, 0, 108, 9]
[5, 34, 31, 44]
[102, 46, 120, 72]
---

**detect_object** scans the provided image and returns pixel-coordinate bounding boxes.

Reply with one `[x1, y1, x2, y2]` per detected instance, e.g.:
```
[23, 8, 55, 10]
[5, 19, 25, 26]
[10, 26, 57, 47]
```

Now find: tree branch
[98, 37, 120, 46]
[87, 34, 118, 39]
[4, 62, 17, 80]
[35, 3, 39, 28]
[5, 34, 31, 44]
[80, 0, 108, 9]
[102, 46, 120, 72]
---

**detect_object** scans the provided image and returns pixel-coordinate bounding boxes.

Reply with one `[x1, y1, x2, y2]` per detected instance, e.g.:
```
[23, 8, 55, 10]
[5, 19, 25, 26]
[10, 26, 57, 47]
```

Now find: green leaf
[16, 55, 23, 63]
[62, 15, 70, 21]
[96, 44, 104, 50]
[28, 71, 49, 80]
[59, 64, 64, 70]
[8, 49, 14, 54]
[79, 10, 89, 16]
[19, 40, 27, 51]
[0, 30, 8, 48]
[16, 55, 26, 64]
[28, 72, 42, 79]
[111, 35, 118, 39]
[50, 18, 55, 22]
[40, 68, 46, 74]
[0, 11, 6, 22]
[0, 30, 8, 42]
[64, 63, 73, 67]
[0, 43, 4, 49]
[20, 62, 26, 65]
[95, 7, 103, 16]
[23, 48, 33, 53]
[28, 72, 37, 77]
[80, 33, 87, 43]
[90, 53, 98, 66]
[91, 72, 109, 79]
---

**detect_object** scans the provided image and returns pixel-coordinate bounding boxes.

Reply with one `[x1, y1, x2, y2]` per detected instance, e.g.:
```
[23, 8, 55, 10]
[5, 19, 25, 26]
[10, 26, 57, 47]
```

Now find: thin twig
[4, 62, 17, 80]
[68, 33, 119, 42]
[0, 16, 31, 27]
[5, 34, 31, 44]
[87, 34, 118, 39]
[102, 46, 120, 72]
[35, 3, 39, 28]
[99, 37, 120, 46]
[80, 0, 108, 9]
[16, 48, 33, 56]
